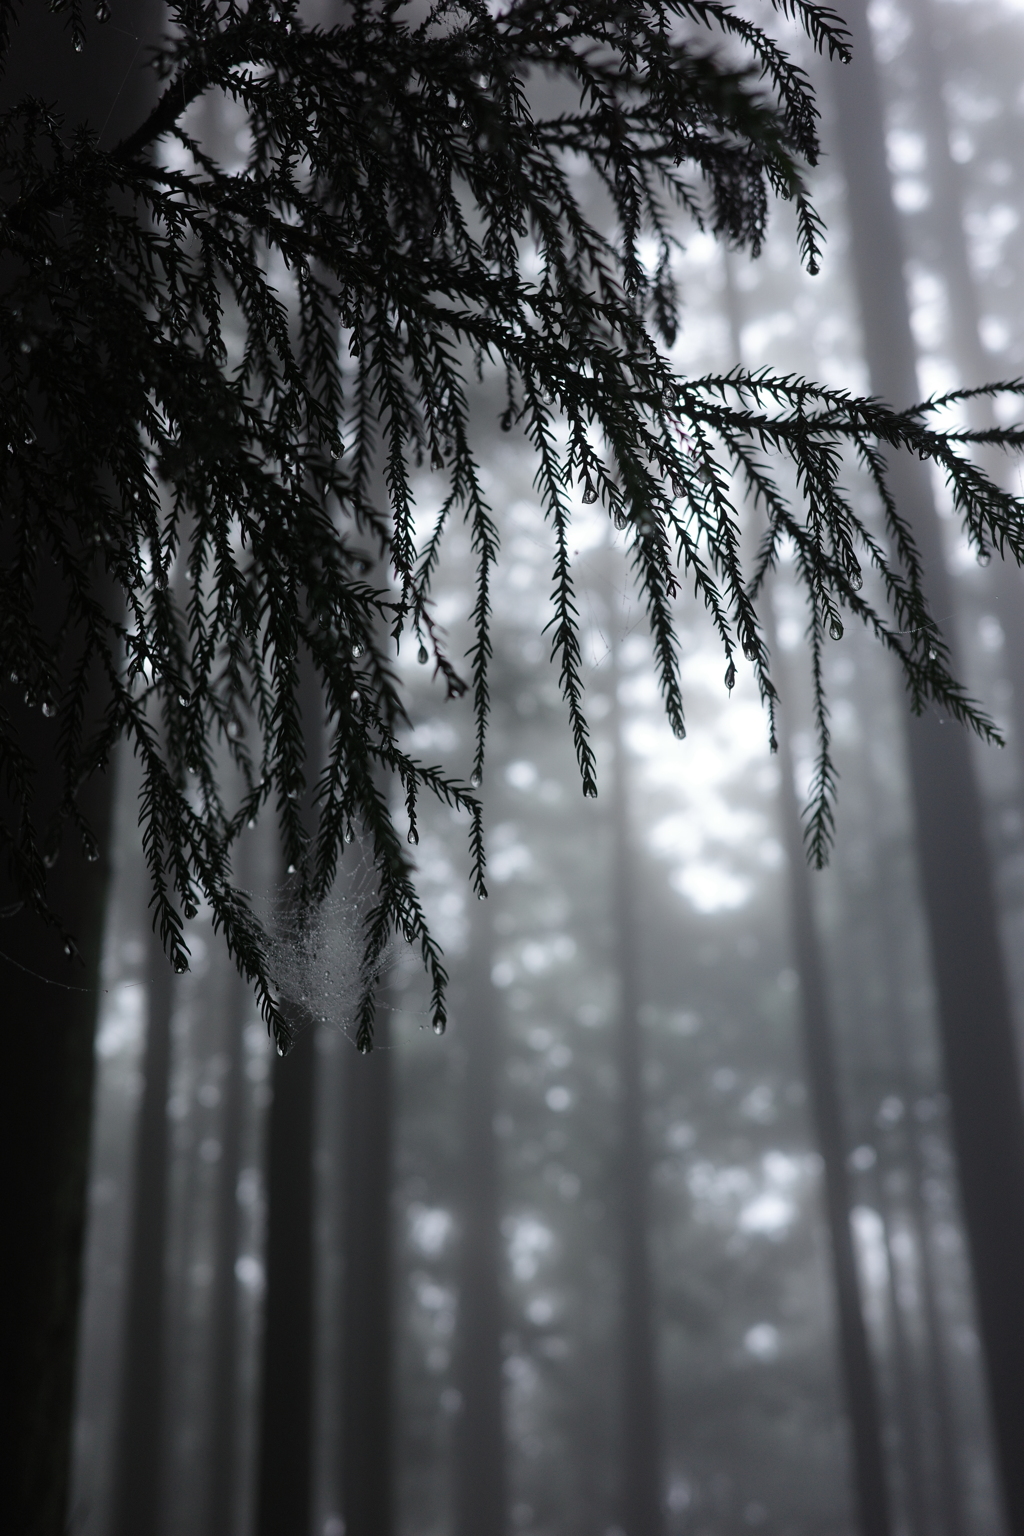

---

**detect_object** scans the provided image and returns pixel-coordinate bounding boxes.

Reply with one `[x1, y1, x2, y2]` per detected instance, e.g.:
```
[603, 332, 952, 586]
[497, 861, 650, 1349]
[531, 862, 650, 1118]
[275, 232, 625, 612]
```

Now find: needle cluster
[3, 0, 1024, 1048]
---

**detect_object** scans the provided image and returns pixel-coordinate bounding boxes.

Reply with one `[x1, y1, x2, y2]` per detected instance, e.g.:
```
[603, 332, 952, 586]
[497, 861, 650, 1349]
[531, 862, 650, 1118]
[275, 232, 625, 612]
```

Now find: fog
[68, 3, 1024, 1535]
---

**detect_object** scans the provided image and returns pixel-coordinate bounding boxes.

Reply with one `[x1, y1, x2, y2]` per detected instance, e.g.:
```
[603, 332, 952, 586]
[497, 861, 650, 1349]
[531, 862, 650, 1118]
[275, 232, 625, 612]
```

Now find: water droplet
[724, 660, 736, 692]
[671, 719, 686, 740]
[583, 783, 598, 799]
[581, 477, 598, 504]
[470, 770, 482, 789]
[287, 863, 297, 874]
[276, 1039, 287, 1057]
[928, 646, 938, 661]
[350, 690, 362, 711]
[73, 32, 84, 51]
[63, 941, 74, 957]
[94, 1, 111, 20]
[351, 642, 363, 658]
[183, 901, 197, 920]
[432, 1020, 446, 1036]
[9, 671, 19, 684]
[828, 617, 844, 642]
[417, 644, 429, 665]
[247, 818, 257, 830]
[178, 694, 189, 707]
[41, 699, 56, 717]
[358, 1039, 372, 1055]
[44, 850, 58, 868]
[23, 426, 35, 445]
[407, 827, 419, 845]
[84, 846, 99, 863]
[330, 441, 343, 460]
[978, 549, 992, 567]
[742, 638, 758, 661]
[187, 763, 198, 775]
[173, 954, 189, 974]
[848, 568, 863, 591]
[614, 510, 629, 532]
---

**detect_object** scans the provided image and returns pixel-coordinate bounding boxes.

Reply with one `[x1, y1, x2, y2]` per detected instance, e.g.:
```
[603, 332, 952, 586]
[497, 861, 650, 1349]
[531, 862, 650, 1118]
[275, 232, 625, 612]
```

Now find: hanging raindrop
[583, 782, 598, 799]
[848, 568, 863, 591]
[41, 699, 56, 718]
[287, 863, 297, 874]
[276, 1039, 288, 1057]
[828, 616, 844, 642]
[417, 643, 429, 665]
[95, 1, 111, 20]
[44, 850, 58, 869]
[84, 845, 99, 863]
[928, 645, 938, 661]
[581, 477, 598, 504]
[671, 719, 686, 740]
[724, 659, 736, 692]
[63, 941, 74, 957]
[247, 818, 257, 830]
[72, 31, 84, 51]
[978, 549, 992, 567]
[407, 827, 419, 845]
[351, 641, 363, 658]
[330, 441, 343, 460]
[470, 770, 482, 789]
[358, 1039, 372, 1055]
[173, 954, 189, 974]
[432, 1020, 446, 1036]
[614, 509, 629, 532]
[742, 637, 758, 661]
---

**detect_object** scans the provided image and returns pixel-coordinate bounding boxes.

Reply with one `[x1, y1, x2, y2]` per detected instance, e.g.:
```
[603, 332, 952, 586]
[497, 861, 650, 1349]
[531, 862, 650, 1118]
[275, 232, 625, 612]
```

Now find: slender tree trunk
[201, 954, 249, 1536]
[874, 1176, 928, 1536]
[830, 12, 1024, 1528]
[607, 609, 663, 1536]
[339, 1013, 394, 1536]
[723, 250, 892, 1535]
[255, 653, 323, 1536]
[764, 608, 893, 1536]
[255, 1020, 316, 1536]
[1, 14, 162, 1529]
[108, 930, 175, 1536]
[454, 891, 507, 1536]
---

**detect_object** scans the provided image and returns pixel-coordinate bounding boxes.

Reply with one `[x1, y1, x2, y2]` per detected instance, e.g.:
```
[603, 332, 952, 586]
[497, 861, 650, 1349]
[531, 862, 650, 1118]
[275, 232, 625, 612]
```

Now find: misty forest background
[64, 2, 1024, 1535]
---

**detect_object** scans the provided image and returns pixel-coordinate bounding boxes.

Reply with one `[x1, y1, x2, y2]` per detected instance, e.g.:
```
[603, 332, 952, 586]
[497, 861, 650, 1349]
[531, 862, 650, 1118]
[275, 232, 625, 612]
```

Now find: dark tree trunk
[201, 954, 249, 1536]
[255, 653, 323, 1536]
[108, 931, 175, 1536]
[1, 13, 160, 1532]
[607, 615, 664, 1536]
[830, 11, 1024, 1528]
[765, 613, 892, 1536]
[339, 1015, 394, 1536]
[255, 1019, 317, 1536]
[454, 894, 507, 1536]
[724, 251, 892, 1536]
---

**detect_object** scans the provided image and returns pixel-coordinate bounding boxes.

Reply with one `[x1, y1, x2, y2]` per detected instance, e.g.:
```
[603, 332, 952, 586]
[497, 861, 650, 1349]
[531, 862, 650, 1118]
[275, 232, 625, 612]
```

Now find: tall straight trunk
[339, 1014, 394, 1536]
[873, 1176, 927, 1536]
[830, 11, 1024, 1528]
[1, 13, 160, 1533]
[255, 655, 323, 1536]
[852, 650, 967, 1536]
[904, 0, 1024, 779]
[454, 892, 507, 1536]
[607, 614, 663, 1536]
[201, 954, 249, 1536]
[108, 932, 175, 1536]
[723, 252, 892, 1535]
[255, 1021, 316, 1536]
[764, 609, 892, 1536]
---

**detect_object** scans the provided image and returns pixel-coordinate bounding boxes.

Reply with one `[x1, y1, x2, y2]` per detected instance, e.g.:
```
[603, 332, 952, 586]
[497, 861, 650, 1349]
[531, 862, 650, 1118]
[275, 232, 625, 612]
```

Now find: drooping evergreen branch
[3, 0, 1024, 1048]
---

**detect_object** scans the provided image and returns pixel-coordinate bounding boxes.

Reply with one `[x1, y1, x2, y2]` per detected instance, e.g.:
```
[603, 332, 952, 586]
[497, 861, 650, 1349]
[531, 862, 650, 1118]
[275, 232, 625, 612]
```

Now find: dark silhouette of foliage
[4, 0, 1024, 1050]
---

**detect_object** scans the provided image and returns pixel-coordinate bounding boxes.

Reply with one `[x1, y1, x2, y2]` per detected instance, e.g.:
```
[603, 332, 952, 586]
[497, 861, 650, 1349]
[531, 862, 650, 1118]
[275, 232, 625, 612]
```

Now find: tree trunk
[764, 608, 893, 1536]
[454, 892, 508, 1536]
[829, 11, 1024, 1528]
[201, 954, 249, 1536]
[1, 13, 162, 1529]
[339, 1014, 394, 1536]
[108, 929, 175, 1536]
[607, 608, 664, 1536]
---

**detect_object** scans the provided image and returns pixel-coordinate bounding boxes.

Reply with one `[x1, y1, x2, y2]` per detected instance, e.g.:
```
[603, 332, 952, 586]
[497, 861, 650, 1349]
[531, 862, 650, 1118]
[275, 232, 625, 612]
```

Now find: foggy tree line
[11, 2, 1024, 1536]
